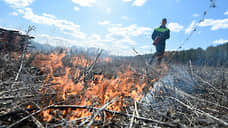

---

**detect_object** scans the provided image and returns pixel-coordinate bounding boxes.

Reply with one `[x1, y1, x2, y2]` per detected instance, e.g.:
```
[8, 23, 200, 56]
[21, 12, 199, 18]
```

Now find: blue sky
[0, 0, 228, 55]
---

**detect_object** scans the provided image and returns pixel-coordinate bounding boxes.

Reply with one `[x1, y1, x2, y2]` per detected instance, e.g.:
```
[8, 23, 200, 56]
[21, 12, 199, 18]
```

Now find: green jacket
[152, 26, 170, 45]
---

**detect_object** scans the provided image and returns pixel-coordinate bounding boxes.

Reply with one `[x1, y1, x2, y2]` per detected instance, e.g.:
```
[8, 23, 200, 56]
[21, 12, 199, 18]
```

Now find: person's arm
[162, 29, 170, 40]
[152, 30, 157, 40]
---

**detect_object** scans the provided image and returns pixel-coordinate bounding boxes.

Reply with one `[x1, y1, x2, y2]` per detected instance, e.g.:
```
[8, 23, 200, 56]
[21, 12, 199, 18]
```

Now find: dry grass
[0, 50, 227, 128]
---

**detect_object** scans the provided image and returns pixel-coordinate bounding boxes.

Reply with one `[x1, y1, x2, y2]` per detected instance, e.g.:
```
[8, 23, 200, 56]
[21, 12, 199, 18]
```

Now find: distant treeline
[144, 42, 228, 67]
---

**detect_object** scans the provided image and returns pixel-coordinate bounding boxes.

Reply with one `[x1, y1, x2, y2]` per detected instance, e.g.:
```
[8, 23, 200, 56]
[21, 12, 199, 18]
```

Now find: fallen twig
[0, 95, 34, 101]
[47, 104, 178, 127]
[193, 73, 224, 95]
[49, 117, 88, 128]
[7, 105, 53, 128]
[86, 98, 117, 128]
[129, 108, 136, 128]
[169, 96, 228, 126]
[22, 108, 44, 128]
[15, 49, 25, 81]
[175, 89, 228, 110]
[0, 87, 31, 96]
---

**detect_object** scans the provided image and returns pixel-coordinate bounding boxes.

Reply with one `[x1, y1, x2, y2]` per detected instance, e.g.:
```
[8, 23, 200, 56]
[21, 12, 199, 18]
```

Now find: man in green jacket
[150, 18, 170, 65]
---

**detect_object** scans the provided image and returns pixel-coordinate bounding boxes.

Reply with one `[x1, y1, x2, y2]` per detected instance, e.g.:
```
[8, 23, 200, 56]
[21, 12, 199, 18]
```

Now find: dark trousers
[149, 42, 165, 65]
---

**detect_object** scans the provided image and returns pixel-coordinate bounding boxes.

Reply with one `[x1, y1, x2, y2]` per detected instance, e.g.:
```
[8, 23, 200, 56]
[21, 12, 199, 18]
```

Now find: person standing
[150, 18, 170, 65]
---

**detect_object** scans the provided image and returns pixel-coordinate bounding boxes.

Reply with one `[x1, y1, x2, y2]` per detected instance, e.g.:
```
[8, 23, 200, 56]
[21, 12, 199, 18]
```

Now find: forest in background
[143, 42, 228, 67]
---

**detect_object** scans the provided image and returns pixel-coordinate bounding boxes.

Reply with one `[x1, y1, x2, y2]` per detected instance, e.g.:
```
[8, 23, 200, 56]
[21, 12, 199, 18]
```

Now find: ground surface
[0, 50, 227, 128]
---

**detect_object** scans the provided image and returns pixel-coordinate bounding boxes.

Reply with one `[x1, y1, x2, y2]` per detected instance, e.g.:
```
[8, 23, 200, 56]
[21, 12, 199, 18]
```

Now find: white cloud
[88, 34, 101, 40]
[11, 12, 19, 16]
[22, 8, 86, 39]
[133, 0, 147, 6]
[35, 21, 152, 56]
[121, 16, 129, 20]
[37, 34, 134, 56]
[106, 24, 152, 40]
[167, 22, 184, 32]
[3, 0, 151, 55]
[3, 0, 34, 8]
[185, 18, 228, 34]
[16, 9, 25, 14]
[213, 39, 228, 44]
[74, 6, 80, 11]
[199, 18, 228, 30]
[42, 13, 56, 19]
[192, 13, 199, 17]
[9, 5, 149, 56]
[72, 0, 96, 7]
[122, 0, 147, 7]
[103, 24, 152, 48]
[185, 20, 197, 34]
[224, 11, 228, 15]
[92, 22, 153, 55]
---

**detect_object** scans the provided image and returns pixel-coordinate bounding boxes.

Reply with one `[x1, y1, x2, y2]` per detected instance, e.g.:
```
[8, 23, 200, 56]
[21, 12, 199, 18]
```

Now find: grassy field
[0, 50, 227, 127]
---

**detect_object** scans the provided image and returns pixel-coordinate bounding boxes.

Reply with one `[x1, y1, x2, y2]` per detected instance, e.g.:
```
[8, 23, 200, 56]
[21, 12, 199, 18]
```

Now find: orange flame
[10, 52, 20, 60]
[26, 105, 32, 109]
[42, 109, 52, 122]
[103, 57, 112, 63]
[33, 52, 150, 122]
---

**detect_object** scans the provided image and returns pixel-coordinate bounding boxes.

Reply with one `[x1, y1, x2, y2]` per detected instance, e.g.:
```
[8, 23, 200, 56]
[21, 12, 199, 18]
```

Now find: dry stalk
[7, 104, 54, 128]
[47, 104, 178, 127]
[169, 96, 228, 126]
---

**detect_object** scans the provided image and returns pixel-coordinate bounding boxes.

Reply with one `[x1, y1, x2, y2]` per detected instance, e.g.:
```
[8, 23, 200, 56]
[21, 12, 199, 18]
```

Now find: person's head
[161, 18, 167, 27]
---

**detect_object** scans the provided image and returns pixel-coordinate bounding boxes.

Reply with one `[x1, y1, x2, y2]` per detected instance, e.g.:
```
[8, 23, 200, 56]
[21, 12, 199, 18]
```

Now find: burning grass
[31, 51, 153, 125]
[0, 49, 228, 128]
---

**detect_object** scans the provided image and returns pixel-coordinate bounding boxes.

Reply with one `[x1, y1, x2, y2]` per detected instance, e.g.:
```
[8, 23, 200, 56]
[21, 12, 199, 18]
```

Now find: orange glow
[42, 109, 52, 122]
[10, 52, 20, 60]
[32, 51, 152, 122]
[25, 53, 30, 59]
[103, 57, 112, 63]
[26, 105, 32, 109]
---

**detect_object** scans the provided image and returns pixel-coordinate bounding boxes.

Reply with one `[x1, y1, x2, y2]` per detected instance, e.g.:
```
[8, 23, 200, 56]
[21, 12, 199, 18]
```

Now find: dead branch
[169, 96, 228, 126]
[193, 73, 224, 95]
[175, 88, 228, 110]
[47, 104, 179, 127]
[7, 105, 53, 128]
[134, 101, 139, 117]
[74, 50, 103, 87]
[87, 49, 103, 73]
[49, 117, 88, 128]
[86, 98, 117, 128]
[0, 95, 34, 101]
[14, 50, 25, 81]
[0, 87, 31, 96]
[22, 108, 44, 128]
[129, 108, 136, 128]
